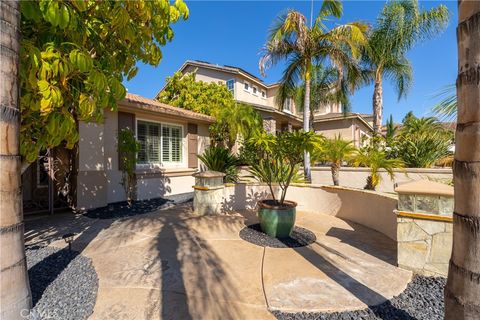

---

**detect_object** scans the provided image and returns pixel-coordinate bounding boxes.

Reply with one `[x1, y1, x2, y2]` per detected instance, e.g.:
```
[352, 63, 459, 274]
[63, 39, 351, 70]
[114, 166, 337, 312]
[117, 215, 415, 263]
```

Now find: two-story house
[158, 60, 374, 147]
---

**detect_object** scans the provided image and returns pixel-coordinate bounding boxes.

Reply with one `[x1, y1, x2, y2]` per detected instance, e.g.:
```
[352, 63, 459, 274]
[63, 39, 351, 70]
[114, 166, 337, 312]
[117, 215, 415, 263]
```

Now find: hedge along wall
[222, 183, 398, 241]
[311, 167, 452, 193]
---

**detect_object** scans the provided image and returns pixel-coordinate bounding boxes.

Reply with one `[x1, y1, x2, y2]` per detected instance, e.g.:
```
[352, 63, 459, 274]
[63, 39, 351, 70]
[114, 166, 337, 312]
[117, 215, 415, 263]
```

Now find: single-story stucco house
[77, 93, 214, 209]
[22, 93, 214, 212]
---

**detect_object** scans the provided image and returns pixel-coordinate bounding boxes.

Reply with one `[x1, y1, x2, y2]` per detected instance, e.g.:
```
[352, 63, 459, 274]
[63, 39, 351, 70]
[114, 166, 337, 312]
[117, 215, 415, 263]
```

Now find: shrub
[197, 147, 240, 183]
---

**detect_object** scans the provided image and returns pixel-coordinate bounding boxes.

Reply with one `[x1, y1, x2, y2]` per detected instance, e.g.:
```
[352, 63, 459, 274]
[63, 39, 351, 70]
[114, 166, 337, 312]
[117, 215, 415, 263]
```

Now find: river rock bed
[272, 275, 446, 320]
[26, 246, 98, 320]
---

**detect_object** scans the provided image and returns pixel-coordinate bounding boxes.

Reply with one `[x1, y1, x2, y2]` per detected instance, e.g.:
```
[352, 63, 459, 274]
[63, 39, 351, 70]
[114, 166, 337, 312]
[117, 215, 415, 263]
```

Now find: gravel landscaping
[272, 275, 446, 320]
[84, 192, 193, 219]
[26, 246, 98, 320]
[239, 223, 317, 248]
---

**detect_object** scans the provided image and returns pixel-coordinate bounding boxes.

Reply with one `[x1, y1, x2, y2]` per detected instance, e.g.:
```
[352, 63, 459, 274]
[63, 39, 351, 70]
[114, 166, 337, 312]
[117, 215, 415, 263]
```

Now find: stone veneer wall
[397, 214, 452, 276]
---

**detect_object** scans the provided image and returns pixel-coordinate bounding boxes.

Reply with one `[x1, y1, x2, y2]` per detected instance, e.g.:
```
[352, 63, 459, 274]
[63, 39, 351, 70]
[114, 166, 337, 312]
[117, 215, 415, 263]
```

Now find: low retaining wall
[222, 183, 398, 240]
[311, 167, 452, 193]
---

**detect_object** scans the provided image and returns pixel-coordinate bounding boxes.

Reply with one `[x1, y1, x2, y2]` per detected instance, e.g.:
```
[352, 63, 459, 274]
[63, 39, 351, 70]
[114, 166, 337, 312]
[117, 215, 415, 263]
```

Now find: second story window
[283, 98, 292, 113]
[226, 79, 235, 95]
[261, 90, 266, 98]
[252, 86, 257, 95]
[244, 81, 250, 91]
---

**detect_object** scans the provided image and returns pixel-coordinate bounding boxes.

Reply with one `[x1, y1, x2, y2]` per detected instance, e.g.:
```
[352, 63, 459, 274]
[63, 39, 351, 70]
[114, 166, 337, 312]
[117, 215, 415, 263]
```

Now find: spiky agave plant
[197, 146, 240, 183]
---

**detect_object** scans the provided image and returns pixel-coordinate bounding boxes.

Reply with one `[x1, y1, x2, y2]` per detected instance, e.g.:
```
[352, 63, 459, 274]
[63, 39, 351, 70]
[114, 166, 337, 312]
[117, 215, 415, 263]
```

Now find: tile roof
[121, 93, 215, 123]
[313, 112, 373, 121]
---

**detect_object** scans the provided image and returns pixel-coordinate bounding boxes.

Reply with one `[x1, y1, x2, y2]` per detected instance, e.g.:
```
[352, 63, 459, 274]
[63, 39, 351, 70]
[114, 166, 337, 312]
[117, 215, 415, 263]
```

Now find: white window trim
[283, 98, 293, 113]
[252, 86, 258, 96]
[261, 90, 267, 99]
[243, 81, 250, 92]
[226, 79, 235, 97]
[135, 118, 187, 169]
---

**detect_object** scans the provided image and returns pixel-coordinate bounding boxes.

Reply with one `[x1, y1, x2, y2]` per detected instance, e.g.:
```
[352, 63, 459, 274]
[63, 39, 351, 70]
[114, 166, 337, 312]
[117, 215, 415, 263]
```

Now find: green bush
[197, 147, 240, 183]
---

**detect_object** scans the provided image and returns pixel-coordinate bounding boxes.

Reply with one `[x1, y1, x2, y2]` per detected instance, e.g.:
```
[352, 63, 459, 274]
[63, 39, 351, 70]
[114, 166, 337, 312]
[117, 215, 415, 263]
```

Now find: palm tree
[293, 63, 368, 130]
[364, 0, 449, 135]
[259, 0, 367, 181]
[353, 148, 404, 191]
[432, 84, 456, 122]
[314, 135, 357, 186]
[445, 2, 480, 318]
[0, 1, 32, 318]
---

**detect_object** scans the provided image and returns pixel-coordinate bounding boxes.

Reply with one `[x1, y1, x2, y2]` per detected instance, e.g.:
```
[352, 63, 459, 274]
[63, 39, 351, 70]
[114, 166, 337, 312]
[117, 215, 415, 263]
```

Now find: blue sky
[124, 0, 458, 124]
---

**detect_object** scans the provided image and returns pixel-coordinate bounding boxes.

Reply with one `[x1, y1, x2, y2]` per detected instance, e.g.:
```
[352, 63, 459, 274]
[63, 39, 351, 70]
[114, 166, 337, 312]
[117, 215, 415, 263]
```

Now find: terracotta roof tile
[121, 93, 215, 123]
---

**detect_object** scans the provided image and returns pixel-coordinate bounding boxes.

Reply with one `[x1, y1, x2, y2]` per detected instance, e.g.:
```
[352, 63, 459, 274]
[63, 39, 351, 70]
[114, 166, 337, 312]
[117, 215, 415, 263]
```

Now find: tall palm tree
[293, 63, 368, 130]
[364, 0, 449, 135]
[314, 135, 357, 186]
[259, 0, 367, 181]
[445, 2, 480, 318]
[0, 1, 32, 318]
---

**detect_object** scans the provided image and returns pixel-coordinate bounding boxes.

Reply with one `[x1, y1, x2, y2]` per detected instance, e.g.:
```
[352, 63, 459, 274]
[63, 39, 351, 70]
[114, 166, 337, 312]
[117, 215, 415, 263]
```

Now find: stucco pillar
[193, 171, 225, 215]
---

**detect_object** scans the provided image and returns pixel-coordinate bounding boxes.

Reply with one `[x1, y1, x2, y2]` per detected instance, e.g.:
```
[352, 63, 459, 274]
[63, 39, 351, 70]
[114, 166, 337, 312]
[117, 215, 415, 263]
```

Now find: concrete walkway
[25, 203, 412, 320]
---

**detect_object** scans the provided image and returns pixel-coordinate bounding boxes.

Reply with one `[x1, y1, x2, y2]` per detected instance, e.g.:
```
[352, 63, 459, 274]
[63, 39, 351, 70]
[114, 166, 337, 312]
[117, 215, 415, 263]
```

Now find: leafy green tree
[363, 0, 449, 135]
[259, 0, 367, 181]
[158, 71, 263, 148]
[20, 0, 188, 164]
[157, 71, 234, 116]
[353, 147, 404, 191]
[314, 135, 357, 186]
[210, 103, 263, 149]
[389, 114, 453, 168]
[249, 131, 322, 204]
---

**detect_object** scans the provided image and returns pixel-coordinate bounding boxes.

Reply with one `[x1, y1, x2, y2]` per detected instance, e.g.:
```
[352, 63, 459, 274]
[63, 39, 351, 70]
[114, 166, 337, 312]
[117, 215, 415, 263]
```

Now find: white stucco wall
[76, 108, 210, 210]
[222, 183, 398, 240]
[311, 167, 453, 193]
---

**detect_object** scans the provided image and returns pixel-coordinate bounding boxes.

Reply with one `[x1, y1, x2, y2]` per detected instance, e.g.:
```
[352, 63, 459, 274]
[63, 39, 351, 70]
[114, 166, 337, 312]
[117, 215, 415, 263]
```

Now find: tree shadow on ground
[105, 203, 245, 319]
[291, 242, 414, 319]
[325, 221, 398, 266]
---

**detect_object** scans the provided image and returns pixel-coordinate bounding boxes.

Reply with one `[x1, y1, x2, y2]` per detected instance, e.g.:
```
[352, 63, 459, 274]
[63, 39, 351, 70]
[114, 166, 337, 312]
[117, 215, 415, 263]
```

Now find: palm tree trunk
[331, 163, 340, 186]
[372, 71, 383, 135]
[303, 67, 312, 182]
[0, 1, 33, 319]
[445, 2, 480, 319]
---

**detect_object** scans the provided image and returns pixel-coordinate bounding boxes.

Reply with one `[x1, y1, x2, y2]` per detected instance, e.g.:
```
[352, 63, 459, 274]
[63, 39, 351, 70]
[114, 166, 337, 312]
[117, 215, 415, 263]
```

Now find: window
[162, 125, 182, 163]
[226, 79, 235, 94]
[137, 121, 183, 164]
[244, 81, 250, 91]
[252, 86, 257, 95]
[283, 98, 292, 112]
[261, 90, 266, 98]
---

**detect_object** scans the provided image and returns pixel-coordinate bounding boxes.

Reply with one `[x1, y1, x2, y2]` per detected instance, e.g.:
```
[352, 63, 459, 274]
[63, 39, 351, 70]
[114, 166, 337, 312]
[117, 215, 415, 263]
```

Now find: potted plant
[248, 131, 321, 238]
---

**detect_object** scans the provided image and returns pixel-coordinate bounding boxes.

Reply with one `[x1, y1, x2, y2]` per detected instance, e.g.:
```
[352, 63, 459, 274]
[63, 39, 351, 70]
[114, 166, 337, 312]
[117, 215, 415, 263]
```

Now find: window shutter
[148, 124, 160, 163]
[187, 123, 198, 168]
[118, 112, 135, 170]
[162, 126, 170, 162]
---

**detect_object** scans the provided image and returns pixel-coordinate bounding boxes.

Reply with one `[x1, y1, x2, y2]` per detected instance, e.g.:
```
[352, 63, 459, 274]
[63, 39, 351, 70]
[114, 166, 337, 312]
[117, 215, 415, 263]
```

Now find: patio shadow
[291, 243, 413, 319]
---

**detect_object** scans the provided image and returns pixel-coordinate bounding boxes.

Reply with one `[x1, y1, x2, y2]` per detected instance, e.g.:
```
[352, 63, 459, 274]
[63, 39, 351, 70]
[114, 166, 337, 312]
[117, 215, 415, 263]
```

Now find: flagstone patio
[25, 202, 412, 320]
